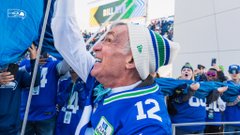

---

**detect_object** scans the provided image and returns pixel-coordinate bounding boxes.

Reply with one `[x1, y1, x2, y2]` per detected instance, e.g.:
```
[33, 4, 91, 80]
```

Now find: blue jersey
[0, 60, 40, 133]
[222, 81, 240, 102]
[57, 77, 72, 108]
[155, 78, 223, 98]
[20, 58, 60, 121]
[223, 80, 240, 126]
[0, 0, 44, 68]
[171, 96, 206, 132]
[91, 83, 172, 135]
[56, 78, 90, 135]
[206, 100, 223, 125]
[224, 105, 240, 126]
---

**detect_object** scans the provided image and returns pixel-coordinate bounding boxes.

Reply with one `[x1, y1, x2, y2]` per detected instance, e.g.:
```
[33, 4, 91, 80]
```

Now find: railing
[172, 121, 240, 135]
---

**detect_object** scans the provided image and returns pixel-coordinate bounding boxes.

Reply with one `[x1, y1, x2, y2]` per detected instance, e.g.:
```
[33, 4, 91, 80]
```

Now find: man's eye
[106, 38, 111, 42]
[103, 38, 111, 42]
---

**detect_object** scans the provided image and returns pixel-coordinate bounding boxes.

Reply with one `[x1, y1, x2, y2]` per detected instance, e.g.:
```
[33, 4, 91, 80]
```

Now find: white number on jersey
[40, 67, 48, 88]
[206, 101, 220, 112]
[66, 91, 79, 113]
[189, 97, 206, 107]
[135, 99, 162, 122]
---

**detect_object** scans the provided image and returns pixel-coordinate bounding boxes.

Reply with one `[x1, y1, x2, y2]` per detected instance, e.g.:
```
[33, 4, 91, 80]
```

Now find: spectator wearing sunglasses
[206, 68, 218, 81]
[205, 68, 226, 134]
[223, 64, 240, 134]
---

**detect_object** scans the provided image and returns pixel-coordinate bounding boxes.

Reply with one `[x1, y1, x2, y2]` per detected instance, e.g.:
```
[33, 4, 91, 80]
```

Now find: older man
[51, 0, 180, 134]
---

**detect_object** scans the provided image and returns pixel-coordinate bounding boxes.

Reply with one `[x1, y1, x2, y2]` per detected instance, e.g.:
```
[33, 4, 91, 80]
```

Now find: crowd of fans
[1, 13, 240, 134]
[81, 16, 175, 51]
[1, 48, 239, 135]
[148, 16, 174, 41]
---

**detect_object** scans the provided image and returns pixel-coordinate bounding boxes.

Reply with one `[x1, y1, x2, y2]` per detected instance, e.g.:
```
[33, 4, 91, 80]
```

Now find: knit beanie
[127, 23, 180, 80]
[181, 62, 193, 71]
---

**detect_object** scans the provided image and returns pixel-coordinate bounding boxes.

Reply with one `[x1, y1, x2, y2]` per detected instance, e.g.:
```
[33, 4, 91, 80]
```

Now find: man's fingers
[0, 72, 14, 84]
[190, 82, 200, 91]
[218, 86, 228, 93]
[2, 74, 14, 80]
[1, 72, 11, 76]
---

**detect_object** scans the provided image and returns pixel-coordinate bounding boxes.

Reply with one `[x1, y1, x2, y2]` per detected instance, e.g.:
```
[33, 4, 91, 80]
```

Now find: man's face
[230, 71, 240, 80]
[181, 68, 193, 80]
[199, 68, 205, 74]
[91, 25, 131, 84]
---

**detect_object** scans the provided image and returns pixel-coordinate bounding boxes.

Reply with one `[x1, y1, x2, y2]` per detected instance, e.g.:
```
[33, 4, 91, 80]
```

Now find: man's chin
[90, 68, 98, 77]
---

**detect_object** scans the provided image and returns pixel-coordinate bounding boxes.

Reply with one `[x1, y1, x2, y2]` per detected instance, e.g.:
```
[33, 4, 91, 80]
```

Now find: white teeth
[95, 58, 102, 63]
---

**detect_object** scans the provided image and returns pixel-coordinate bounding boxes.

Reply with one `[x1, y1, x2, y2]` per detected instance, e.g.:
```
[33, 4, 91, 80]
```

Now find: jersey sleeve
[51, 0, 95, 82]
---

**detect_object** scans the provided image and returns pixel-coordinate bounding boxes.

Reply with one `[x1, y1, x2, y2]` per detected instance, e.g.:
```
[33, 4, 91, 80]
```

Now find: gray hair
[110, 22, 131, 55]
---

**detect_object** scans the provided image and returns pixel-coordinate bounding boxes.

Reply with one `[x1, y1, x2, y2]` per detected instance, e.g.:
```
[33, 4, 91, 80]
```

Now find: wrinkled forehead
[108, 24, 128, 39]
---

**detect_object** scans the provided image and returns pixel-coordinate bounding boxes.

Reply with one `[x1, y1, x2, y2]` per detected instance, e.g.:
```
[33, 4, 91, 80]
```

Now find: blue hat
[228, 64, 240, 74]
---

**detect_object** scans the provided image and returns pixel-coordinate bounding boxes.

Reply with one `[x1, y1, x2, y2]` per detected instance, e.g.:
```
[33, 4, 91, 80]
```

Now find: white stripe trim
[104, 85, 159, 105]
[75, 105, 92, 135]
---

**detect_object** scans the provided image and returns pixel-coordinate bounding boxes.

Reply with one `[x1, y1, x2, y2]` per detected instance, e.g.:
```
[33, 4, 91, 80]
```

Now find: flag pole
[20, 0, 52, 134]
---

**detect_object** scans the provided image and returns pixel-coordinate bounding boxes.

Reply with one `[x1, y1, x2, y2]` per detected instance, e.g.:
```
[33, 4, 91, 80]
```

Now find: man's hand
[194, 69, 200, 75]
[190, 82, 200, 91]
[0, 72, 14, 85]
[28, 44, 37, 60]
[212, 64, 221, 71]
[217, 86, 228, 93]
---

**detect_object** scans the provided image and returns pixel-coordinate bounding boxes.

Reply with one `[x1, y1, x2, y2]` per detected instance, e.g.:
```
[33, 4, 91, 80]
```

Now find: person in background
[56, 68, 89, 135]
[194, 64, 207, 81]
[212, 64, 228, 82]
[168, 63, 227, 135]
[204, 67, 226, 134]
[168, 63, 204, 135]
[222, 64, 240, 135]
[0, 45, 40, 135]
[20, 48, 70, 135]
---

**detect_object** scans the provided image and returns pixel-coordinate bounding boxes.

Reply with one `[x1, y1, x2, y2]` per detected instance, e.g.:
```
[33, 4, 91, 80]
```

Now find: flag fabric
[0, 0, 62, 70]
[0, 0, 44, 68]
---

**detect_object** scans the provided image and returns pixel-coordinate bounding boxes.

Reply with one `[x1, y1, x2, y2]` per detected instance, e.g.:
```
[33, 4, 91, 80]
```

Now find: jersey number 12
[135, 99, 162, 122]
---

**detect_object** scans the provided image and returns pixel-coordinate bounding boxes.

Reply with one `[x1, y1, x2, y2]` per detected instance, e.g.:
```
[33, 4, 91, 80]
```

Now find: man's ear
[126, 56, 135, 69]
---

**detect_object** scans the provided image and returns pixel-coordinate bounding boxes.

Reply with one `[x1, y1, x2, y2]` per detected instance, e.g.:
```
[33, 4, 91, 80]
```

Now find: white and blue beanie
[127, 23, 180, 80]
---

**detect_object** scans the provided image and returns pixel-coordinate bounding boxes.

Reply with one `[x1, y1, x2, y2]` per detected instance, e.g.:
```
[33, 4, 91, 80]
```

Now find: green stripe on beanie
[154, 32, 166, 67]
[126, 22, 180, 80]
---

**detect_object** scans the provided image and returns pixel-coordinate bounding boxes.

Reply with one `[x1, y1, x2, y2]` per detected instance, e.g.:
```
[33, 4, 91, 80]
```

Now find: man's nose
[93, 42, 102, 52]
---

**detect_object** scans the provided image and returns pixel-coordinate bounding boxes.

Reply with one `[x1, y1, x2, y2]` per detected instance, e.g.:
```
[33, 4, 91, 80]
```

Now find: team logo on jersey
[7, 9, 27, 19]
[0, 80, 18, 90]
[94, 116, 114, 135]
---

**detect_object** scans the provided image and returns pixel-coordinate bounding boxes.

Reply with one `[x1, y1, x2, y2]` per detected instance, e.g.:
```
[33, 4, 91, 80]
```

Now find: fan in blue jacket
[0, 45, 40, 135]
[222, 65, 240, 134]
